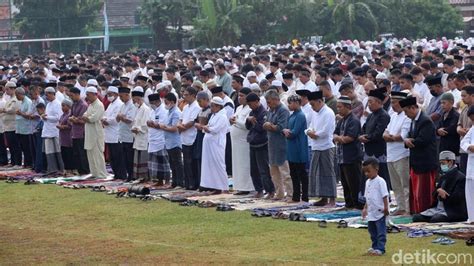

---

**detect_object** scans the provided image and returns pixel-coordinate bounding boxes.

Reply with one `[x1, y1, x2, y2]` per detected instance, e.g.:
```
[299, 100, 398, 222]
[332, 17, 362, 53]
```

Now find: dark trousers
[368, 216, 387, 253]
[460, 153, 468, 175]
[107, 143, 127, 179]
[5, 131, 21, 165]
[412, 213, 450, 223]
[33, 132, 45, 173]
[168, 147, 185, 187]
[0, 133, 8, 165]
[250, 144, 274, 193]
[17, 134, 33, 167]
[360, 162, 391, 203]
[289, 162, 308, 202]
[61, 146, 74, 170]
[183, 144, 199, 189]
[72, 138, 90, 175]
[340, 162, 363, 208]
[120, 142, 134, 180]
[225, 133, 232, 176]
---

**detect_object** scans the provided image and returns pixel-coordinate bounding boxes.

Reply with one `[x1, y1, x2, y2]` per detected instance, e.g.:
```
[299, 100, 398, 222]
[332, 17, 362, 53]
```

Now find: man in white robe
[230, 87, 254, 194]
[197, 97, 229, 193]
[82, 86, 108, 178]
[460, 105, 474, 223]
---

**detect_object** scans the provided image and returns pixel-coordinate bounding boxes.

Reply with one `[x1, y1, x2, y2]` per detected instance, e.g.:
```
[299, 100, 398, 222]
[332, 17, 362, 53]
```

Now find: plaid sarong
[148, 149, 171, 182]
[133, 150, 149, 180]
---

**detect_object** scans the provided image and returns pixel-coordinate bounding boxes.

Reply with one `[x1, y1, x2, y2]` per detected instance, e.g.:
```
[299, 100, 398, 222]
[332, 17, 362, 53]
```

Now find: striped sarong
[309, 148, 336, 198]
[148, 149, 171, 182]
[133, 149, 149, 180]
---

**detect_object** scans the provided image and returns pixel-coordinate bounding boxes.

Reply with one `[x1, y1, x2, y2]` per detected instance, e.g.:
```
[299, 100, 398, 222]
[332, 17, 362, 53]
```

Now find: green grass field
[0, 183, 472, 265]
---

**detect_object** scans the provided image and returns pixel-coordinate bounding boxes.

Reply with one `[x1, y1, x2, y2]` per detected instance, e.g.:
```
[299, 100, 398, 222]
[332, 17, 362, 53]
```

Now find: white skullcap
[86, 86, 97, 94]
[206, 79, 217, 87]
[44, 87, 56, 93]
[376, 72, 388, 80]
[246, 71, 257, 78]
[211, 96, 224, 106]
[87, 79, 98, 86]
[162, 80, 172, 87]
[249, 83, 260, 91]
[229, 68, 239, 75]
[10, 78, 17, 84]
[5, 81, 16, 88]
[132, 86, 144, 93]
[107, 86, 119, 94]
[271, 80, 282, 87]
[62, 98, 73, 107]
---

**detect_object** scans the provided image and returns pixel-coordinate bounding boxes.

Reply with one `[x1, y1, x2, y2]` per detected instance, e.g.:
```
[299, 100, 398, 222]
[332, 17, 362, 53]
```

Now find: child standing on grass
[362, 158, 389, 256]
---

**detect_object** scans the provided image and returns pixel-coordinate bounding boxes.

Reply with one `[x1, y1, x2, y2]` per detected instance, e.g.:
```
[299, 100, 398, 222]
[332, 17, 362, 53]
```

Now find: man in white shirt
[306, 91, 337, 207]
[116, 87, 136, 181]
[147, 93, 171, 185]
[0, 87, 8, 165]
[383, 91, 411, 215]
[131, 87, 151, 181]
[102, 86, 124, 179]
[411, 67, 432, 108]
[178, 87, 201, 190]
[298, 70, 317, 92]
[41, 87, 64, 173]
[1, 82, 21, 166]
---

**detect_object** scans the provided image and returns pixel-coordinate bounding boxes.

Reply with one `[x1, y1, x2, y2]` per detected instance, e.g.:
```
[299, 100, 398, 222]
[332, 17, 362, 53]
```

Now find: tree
[381, 0, 463, 39]
[193, 0, 252, 47]
[139, 0, 197, 50]
[14, 0, 101, 53]
[319, 0, 387, 41]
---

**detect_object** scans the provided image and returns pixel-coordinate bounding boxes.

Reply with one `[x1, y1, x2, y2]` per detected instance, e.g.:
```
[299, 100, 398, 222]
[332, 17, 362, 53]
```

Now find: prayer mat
[303, 210, 361, 221]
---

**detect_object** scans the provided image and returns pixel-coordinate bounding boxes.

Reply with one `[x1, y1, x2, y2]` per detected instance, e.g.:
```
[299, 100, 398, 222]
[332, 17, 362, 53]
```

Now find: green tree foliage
[319, 0, 388, 41]
[14, 0, 101, 52]
[193, 0, 253, 47]
[381, 0, 463, 39]
[140, 0, 464, 48]
[139, 0, 197, 49]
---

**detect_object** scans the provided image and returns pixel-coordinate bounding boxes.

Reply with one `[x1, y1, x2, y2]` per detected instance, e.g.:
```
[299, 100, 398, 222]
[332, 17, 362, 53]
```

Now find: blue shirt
[164, 106, 182, 149]
[286, 109, 308, 163]
[15, 96, 33, 135]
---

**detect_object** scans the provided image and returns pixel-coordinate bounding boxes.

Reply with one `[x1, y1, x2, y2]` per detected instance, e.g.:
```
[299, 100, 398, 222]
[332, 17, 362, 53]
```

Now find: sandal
[440, 238, 455, 245]
[432, 237, 449, 244]
[5, 177, 18, 183]
[337, 220, 348, 228]
[387, 225, 401, 233]
[466, 237, 474, 246]
[318, 220, 327, 228]
[24, 179, 39, 185]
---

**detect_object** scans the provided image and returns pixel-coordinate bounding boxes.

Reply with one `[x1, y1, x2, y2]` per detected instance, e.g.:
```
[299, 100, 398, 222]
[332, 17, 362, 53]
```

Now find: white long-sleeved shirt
[132, 103, 151, 151]
[180, 100, 201, 146]
[385, 111, 411, 162]
[103, 98, 123, 143]
[41, 99, 63, 138]
[308, 104, 335, 151]
[148, 104, 168, 153]
[118, 99, 136, 143]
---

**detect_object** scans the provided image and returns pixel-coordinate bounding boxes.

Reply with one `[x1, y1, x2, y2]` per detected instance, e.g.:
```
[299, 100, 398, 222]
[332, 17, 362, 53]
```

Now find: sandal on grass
[466, 237, 474, 246]
[318, 220, 327, 228]
[337, 220, 348, 228]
